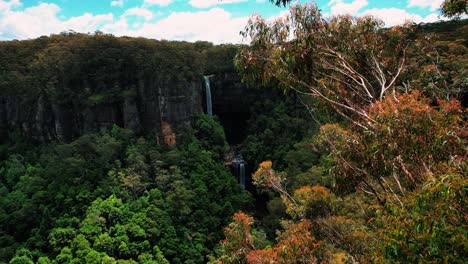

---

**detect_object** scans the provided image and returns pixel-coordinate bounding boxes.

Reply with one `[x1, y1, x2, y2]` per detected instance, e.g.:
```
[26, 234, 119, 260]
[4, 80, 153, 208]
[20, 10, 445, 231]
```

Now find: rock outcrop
[0, 78, 202, 144]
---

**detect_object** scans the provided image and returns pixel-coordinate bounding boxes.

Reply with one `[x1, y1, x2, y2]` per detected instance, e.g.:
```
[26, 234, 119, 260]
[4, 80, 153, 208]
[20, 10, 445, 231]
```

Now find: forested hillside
[1, 117, 253, 263]
[0, 3, 467, 264]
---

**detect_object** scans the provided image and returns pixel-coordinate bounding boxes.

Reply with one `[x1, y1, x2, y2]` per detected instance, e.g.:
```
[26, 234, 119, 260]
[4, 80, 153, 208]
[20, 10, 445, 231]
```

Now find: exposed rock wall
[0, 78, 202, 143]
[209, 72, 252, 116]
[0, 71, 258, 144]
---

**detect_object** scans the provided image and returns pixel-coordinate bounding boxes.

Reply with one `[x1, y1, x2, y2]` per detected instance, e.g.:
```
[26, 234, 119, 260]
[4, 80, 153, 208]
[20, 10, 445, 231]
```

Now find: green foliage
[203, 44, 242, 74]
[193, 114, 230, 158]
[406, 20, 468, 101]
[9, 249, 33, 264]
[380, 173, 467, 263]
[0, 34, 241, 146]
[0, 117, 251, 263]
[284, 139, 322, 190]
[441, 0, 468, 18]
[242, 96, 315, 171]
[36, 257, 52, 264]
[9, 256, 33, 264]
[0, 33, 239, 101]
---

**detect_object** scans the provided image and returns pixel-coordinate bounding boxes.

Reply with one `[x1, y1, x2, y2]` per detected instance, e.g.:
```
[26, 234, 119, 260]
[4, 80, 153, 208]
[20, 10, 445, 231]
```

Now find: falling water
[232, 154, 246, 188]
[239, 163, 245, 188]
[203, 75, 213, 117]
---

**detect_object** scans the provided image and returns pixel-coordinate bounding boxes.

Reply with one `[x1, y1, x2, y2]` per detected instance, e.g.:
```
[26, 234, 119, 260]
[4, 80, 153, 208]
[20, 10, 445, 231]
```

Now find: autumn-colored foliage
[314, 92, 466, 199]
[252, 160, 296, 205]
[239, 87, 465, 262]
[227, 91, 466, 262]
[252, 161, 281, 189]
[246, 221, 323, 264]
[286, 185, 334, 219]
[216, 218, 326, 263]
[367, 92, 465, 186]
[216, 4, 467, 263]
[314, 216, 375, 262]
[217, 212, 255, 263]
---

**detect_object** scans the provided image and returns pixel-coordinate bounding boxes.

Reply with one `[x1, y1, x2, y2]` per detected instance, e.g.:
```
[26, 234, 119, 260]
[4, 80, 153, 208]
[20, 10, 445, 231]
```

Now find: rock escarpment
[0, 79, 201, 144]
[0, 34, 249, 144]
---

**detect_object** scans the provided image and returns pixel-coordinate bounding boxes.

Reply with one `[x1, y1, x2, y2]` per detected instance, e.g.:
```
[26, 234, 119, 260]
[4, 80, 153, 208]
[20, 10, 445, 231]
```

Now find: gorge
[1, 18, 465, 264]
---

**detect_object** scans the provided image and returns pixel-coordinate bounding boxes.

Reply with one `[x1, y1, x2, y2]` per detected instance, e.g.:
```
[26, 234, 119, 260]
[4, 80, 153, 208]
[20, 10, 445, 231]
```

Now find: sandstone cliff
[0, 34, 249, 144]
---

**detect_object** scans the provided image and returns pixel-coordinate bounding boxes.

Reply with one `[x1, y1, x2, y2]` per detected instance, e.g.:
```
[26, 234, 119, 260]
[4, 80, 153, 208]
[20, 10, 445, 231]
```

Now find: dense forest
[0, 1, 467, 264]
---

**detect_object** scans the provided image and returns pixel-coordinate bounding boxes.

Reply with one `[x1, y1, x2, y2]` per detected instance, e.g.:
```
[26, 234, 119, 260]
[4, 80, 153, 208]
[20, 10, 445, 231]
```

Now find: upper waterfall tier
[204, 75, 213, 117]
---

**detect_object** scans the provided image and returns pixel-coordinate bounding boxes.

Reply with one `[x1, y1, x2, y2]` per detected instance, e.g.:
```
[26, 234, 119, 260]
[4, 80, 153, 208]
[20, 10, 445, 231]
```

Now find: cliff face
[0, 73, 256, 145]
[0, 77, 202, 144]
[210, 72, 252, 115]
[207, 73, 257, 144]
[0, 34, 258, 144]
[0, 34, 244, 144]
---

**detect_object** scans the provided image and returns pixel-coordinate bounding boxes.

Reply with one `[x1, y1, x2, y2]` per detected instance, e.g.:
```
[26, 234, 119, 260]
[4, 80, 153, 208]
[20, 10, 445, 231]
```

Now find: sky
[0, 0, 449, 43]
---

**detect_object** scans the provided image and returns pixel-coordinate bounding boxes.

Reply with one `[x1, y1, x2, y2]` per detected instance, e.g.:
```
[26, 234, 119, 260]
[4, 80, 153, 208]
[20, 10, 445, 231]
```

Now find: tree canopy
[213, 3, 467, 264]
[441, 0, 468, 18]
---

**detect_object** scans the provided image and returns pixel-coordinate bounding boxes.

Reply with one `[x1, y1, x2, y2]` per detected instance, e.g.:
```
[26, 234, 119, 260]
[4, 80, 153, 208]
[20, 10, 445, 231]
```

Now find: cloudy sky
[0, 0, 447, 43]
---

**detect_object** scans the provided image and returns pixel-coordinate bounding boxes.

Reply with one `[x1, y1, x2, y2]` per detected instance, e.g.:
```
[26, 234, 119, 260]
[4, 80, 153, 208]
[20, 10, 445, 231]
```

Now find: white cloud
[143, 0, 173, 7]
[100, 7, 155, 35]
[0, 3, 61, 39]
[407, 0, 443, 10]
[0, 0, 20, 12]
[189, 0, 247, 9]
[102, 8, 290, 44]
[127, 8, 249, 43]
[325, 0, 444, 26]
[363, 7, 442, 26]
[63, 13, 114, 32]
[0, 1, 113, 40]
[0, 0, 446, 44]
[328, 0, 368, 15]
[0, 0, 252, 43]
[266, 9, 289, 23]
[111, 0, 124, 7]
[123, 7, 154, 21]
[101, 17, 130, 36]
[422, 13, 442, 22]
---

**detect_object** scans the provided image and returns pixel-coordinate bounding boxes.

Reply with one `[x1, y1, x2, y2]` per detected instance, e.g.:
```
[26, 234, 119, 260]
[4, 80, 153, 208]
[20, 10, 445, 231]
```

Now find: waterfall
[239, 163, 245, 188]
[203, 75, 213, 117]
[232, 154, 246, 188]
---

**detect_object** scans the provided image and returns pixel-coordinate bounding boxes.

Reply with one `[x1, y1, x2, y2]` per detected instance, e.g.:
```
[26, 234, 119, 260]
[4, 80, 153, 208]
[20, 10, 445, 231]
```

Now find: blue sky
[0, 0, 447, 43]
